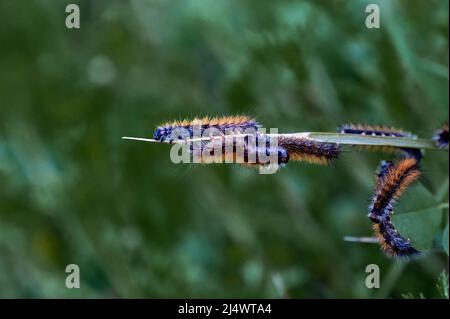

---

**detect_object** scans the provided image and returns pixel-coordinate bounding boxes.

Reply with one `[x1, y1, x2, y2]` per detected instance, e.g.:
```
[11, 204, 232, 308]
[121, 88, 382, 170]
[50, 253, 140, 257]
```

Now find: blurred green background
[0, 0, 448, 298]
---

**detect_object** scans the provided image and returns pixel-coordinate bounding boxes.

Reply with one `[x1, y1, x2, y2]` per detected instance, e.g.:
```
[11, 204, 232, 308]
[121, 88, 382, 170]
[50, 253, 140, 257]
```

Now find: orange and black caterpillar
[369, 158, 421, 258]
[153, 115, 261, 143]
[433, 123, 449, 149]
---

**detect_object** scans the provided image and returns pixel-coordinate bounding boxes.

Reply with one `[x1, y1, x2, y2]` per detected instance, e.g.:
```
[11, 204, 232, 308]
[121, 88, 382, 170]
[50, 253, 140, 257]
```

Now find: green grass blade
[300, 132, 440, 150]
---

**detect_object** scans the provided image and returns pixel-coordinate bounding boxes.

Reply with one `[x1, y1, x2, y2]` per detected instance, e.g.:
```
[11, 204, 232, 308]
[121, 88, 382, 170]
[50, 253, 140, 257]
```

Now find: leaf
[443, 224, 449, 256]
[395, 182, 438, 214]
[435, 179, 449, 203]
[391, 183, 443, 251]
[392, 208, 443, 251]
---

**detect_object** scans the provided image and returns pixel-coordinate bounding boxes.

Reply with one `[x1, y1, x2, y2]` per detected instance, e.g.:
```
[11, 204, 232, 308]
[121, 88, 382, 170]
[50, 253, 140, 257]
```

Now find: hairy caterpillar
[372, 222, 419, 257]
[153, 115, 261, 143]
[278, 137, 340, 165]
[433, 123, 449, 149]
[153, 116, 339, 166]
[338, 124, 416, 138]
[338, 123, 422, 161]
[369, 158, 421, 258]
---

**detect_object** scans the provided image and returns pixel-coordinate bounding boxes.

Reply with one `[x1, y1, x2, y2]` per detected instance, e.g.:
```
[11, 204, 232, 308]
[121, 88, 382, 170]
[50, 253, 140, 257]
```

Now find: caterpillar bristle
[375, 158, 420, 209]
[278, 137, 340, 165]
[368, 158, 421, 258]
[208, 115, 259, 126]
[370, 158, 420, 218]
[433, 123, 449, 149]
[161, 115, 259, 128]
[154, 115, 261, 143]
[287, 153, 333, 165]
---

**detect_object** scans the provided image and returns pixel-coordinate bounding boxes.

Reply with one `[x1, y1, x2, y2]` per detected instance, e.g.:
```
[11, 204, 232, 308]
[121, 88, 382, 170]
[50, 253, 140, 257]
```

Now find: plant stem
[123, 132, 445, 151]
[343, 236, 378, 244]
[302, 132, 438, 150]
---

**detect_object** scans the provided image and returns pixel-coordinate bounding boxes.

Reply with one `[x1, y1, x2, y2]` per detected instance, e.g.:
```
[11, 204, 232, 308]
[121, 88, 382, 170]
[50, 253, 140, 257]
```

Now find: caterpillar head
[278, 147, 290, 166]
[153, 126, 191, 143]
[153, 126, 169, 142]
[433, 123, 449, 149]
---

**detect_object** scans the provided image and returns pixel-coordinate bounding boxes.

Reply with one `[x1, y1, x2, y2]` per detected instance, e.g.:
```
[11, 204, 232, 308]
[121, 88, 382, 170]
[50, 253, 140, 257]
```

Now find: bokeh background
[0, 0, 448, 298]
